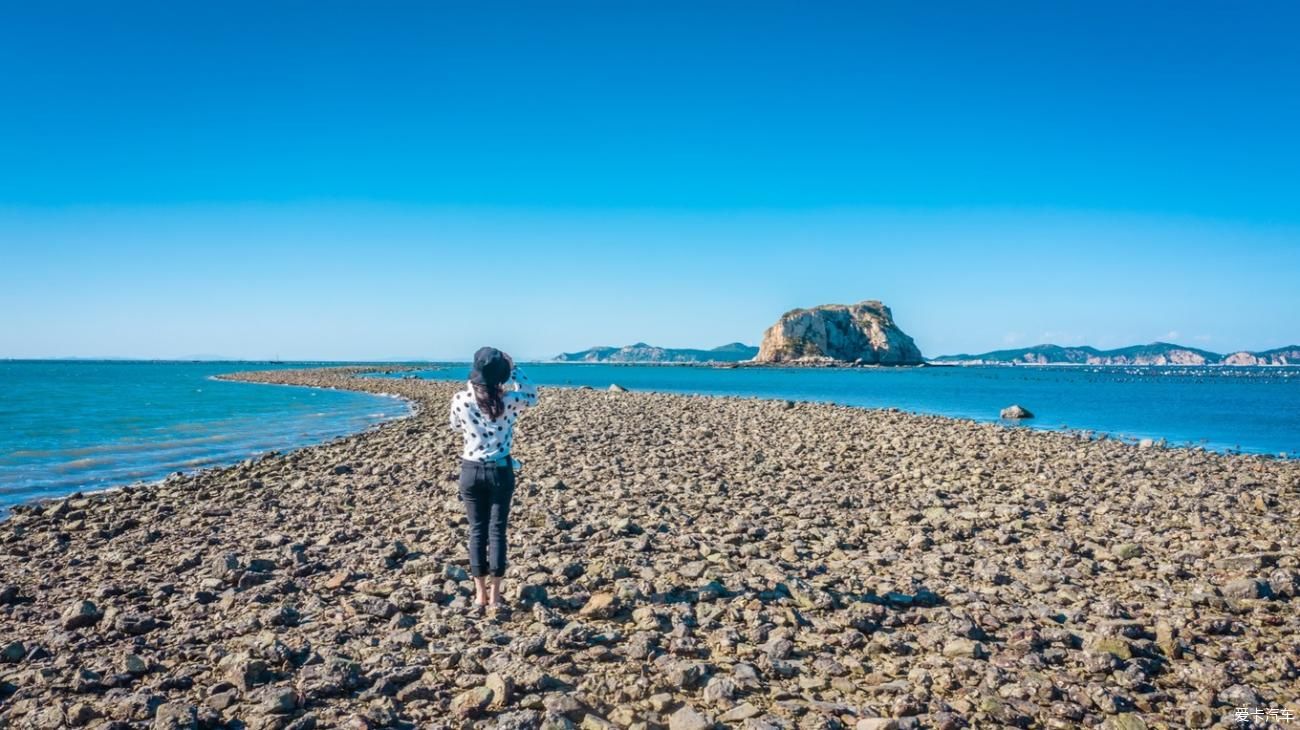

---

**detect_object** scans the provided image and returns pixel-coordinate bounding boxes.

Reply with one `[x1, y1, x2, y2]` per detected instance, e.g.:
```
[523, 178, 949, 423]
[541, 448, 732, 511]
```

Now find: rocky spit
[2, 368, 1298, 730]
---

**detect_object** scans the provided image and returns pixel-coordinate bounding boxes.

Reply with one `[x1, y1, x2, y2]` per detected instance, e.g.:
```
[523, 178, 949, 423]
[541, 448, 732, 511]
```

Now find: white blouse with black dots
[448, 367, 538, 462]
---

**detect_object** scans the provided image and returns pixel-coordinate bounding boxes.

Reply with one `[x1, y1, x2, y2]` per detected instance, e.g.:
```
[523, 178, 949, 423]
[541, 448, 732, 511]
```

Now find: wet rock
[1000, 405, 1033, 419]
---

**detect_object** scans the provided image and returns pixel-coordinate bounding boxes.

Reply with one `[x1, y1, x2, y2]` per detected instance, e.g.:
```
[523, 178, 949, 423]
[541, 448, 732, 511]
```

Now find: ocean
[2, 360, 1296, 512]
[0, 361, 409, 511]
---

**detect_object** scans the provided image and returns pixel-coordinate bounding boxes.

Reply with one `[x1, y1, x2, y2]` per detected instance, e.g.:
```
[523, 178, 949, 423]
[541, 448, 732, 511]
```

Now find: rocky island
[555, 343, 758, 364]
[933, 343, 1300, 366]
[3, 367, 1296, 729]
[755, 301, 924, 365]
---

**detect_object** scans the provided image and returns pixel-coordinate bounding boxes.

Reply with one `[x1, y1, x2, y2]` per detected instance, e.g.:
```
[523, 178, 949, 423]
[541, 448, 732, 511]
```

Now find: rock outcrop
[1223, 346, 1300, 366]
[755, 300, 923, 364]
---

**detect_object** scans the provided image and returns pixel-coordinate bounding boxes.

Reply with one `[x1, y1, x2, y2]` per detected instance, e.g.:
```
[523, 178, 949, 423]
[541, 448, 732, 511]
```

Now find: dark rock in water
[1000, 404, 1034, 419]
[755, 300, 923, 364]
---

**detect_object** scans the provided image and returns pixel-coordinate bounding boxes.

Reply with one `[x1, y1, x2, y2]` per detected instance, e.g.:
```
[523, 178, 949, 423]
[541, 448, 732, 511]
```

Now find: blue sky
[2, 1, 1298, 360]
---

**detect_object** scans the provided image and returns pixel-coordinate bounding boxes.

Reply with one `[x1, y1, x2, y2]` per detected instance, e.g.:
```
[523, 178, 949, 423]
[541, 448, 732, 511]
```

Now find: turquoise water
[3, 361, 1296, 513]
[0, 361, 410, 510]
[396, 363, 1300, 457]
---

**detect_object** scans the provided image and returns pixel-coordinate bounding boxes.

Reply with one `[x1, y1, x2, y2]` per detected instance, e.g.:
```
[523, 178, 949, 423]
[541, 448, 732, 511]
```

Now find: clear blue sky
[2, 1, 1297, 360]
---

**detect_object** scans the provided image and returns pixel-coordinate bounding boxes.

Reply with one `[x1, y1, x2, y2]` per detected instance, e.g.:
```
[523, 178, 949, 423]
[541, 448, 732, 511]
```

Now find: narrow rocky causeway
[1, 367, 1298, 730]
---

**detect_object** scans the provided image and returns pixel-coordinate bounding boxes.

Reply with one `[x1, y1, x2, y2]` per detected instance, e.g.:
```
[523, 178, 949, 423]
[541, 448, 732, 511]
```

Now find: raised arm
[505, 366, 539, 409]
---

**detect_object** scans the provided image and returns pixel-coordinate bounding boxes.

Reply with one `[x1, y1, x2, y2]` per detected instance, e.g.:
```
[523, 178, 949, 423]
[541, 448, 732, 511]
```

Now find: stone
[1222, 578, 1267, 599]
[1113, 543, 1142, 560]
[669, 705, 712, 730]
[153, 702, 198, 730]
[124, 653, 149, 675]
[1183, 705, 1214, 728]
[855, 721, 899, 730]
[579, 592, 619, 619]
[1000, 404, 1034, 419]
[755, 300, 923, 364]
[61, 600, 102, 629]
[487, 672, 514, 708]
[1101, 714, 1147, 730]
[581, 715, 616, 730]
[1, 641, 25, 663]
[609, 384, 629, 392]
[451, 686, 494, 718]
[942, 639, 985, 659]
[66, 702, 100, 727]
[252, 686, 300, 715]
[1090, 637, 1134, 661]
[114, 612, 158, 635]
[719, 703, 761, 722]
[224, 654, 272, 690]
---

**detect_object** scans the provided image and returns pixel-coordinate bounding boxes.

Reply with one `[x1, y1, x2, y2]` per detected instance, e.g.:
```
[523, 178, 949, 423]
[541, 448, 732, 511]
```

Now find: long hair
[473, 381, 506, 420]
[470, 346, 510, 420]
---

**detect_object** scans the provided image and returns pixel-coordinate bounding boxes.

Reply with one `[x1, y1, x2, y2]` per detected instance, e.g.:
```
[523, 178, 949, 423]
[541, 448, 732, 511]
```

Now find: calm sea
[394, 362, 1300, 458]
[0, 361, 409, 511]
[3, 361, 1296, 512]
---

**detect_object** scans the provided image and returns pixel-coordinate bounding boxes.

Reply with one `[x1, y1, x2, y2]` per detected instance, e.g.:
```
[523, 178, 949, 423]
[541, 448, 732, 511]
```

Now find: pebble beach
[1, 367, 1298, 730]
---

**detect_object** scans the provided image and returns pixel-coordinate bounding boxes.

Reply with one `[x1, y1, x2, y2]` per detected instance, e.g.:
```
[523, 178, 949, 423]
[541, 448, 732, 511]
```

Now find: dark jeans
[458, 458, 515, 578]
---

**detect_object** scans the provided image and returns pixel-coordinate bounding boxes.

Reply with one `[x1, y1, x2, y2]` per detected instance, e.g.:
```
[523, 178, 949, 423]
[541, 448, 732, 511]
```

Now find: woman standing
[448, 347, 538, 610]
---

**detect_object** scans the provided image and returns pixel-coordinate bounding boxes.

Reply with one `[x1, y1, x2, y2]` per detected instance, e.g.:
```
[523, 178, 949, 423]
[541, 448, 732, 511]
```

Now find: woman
[448, 346, 538, 610]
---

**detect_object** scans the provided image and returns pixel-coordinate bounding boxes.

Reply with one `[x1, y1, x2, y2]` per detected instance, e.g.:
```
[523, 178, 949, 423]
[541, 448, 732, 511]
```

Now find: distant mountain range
[555, 342, 759, 363]
[932, 342, 1300, 366]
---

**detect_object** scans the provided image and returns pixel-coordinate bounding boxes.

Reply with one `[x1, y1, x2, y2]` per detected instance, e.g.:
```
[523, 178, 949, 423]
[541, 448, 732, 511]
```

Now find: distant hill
[933, 342, 1300, 366]
[555, 342, 758, 363]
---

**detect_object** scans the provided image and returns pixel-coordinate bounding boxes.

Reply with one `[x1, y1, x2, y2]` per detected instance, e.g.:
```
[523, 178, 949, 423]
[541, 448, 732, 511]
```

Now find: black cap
[470, 346, 510, 386]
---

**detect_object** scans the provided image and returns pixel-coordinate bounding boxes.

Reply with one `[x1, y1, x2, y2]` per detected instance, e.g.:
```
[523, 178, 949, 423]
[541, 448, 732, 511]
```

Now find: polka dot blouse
[448, 367, 538, 462]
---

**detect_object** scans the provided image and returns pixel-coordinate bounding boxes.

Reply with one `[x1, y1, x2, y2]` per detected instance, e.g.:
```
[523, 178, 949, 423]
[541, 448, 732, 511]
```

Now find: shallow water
[395, 363, 1300, 457]
[0, 361, 410, 510]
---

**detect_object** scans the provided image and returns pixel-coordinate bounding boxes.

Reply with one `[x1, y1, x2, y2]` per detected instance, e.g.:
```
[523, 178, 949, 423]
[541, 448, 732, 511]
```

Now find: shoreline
[0, 368, 418, 518]
[389, 368, 1296, 461]
[1, 367, 1297, 728]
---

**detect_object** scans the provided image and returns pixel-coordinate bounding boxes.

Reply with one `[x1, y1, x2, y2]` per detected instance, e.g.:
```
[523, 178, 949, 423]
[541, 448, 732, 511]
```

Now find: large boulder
[755, 300, 923, 364]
